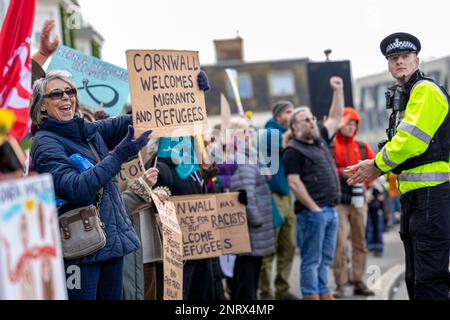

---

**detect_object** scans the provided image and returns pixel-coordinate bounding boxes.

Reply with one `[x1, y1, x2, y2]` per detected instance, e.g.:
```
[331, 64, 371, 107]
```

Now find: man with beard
[282, 76, 344, 300]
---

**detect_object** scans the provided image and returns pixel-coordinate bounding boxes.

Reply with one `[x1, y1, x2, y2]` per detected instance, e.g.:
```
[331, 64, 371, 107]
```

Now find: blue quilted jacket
[31, 115, 140, 264]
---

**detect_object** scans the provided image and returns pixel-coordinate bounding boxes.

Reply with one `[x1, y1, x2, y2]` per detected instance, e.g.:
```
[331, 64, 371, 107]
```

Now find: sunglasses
[300, 116, 317, 123]
[44, 88, 77, 100]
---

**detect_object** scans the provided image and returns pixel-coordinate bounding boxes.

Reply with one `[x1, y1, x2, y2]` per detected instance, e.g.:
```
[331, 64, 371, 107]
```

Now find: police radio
[385, 85, 406, 112]
[378, 85, 407, 151]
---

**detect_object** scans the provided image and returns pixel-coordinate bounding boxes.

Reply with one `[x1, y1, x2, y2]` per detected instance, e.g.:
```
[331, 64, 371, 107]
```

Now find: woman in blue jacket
[29, 71, 151, 300]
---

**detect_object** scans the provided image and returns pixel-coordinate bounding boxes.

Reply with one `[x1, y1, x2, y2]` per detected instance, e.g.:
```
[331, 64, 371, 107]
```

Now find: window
[269, 71, 295, 96]
[361, 87, 376, 111]
[427, 71, 441, 83]
[91, 40, 101, 59]
[376, 83, 390, 127]
[226, 73, 253, 99]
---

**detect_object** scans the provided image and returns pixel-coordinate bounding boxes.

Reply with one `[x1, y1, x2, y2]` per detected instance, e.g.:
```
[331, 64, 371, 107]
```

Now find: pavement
[262, 224, 408, 300]
[391, 276, 408, 300]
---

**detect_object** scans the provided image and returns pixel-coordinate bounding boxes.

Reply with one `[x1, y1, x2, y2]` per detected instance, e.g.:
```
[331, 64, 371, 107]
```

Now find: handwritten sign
[0, 174, 67, 300]
[117, 157, 144, 192]
[150, 193, 183, 300]
[161, 226, 183, 300]
[170, 192, 251, 260]
[48, 45, 129, 116]
[125, 50, 209, 138]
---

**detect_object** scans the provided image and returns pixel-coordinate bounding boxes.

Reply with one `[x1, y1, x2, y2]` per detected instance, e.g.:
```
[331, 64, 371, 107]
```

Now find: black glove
[238, 189, 248, 206]
[112, 125, 151, 163]
[198, 70, 210, 91]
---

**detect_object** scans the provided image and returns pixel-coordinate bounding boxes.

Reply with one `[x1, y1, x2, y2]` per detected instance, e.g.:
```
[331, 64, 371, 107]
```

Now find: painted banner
[170, 192, 251, 260]
[0, 174, 67, 300]
[125, 50, 209, 138]
[47, 45, 129, 116]
[150, 192, 183, 300]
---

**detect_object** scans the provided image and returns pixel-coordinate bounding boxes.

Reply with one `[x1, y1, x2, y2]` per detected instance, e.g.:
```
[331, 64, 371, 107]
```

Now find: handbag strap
[87, 141, 104, 209]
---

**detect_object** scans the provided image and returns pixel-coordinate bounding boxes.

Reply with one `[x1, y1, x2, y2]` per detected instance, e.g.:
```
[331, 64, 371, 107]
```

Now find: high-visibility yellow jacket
[374, 80, 450, 195]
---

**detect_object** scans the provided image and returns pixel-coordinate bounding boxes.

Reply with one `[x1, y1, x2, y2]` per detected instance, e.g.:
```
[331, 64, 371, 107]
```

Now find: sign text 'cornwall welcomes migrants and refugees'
[126, 50, 209, 138]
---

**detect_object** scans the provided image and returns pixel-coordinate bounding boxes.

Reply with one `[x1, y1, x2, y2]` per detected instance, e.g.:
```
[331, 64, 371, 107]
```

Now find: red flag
[0, 0, 36, 142]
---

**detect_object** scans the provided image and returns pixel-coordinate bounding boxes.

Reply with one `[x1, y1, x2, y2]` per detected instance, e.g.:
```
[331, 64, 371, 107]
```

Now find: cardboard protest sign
[117, 157, 144, 192]
[48, 45, 129, 116]
[125, 50, 209, 138]
[161, 226, 183, 300]
[0, 174, 67, 300]
[170, 192, 251, 260]
[151, 192, 182, 235]
[150, 192, 183, 300]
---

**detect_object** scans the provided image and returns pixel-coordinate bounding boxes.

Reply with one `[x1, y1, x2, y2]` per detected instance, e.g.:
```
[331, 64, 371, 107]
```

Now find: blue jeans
[366, 207, 384, 252]
[296, 207, 338, 296]
[65, 257, 124, 300]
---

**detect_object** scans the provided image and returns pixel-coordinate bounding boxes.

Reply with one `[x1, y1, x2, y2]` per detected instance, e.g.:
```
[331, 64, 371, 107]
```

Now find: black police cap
[380, 32, 421, 58]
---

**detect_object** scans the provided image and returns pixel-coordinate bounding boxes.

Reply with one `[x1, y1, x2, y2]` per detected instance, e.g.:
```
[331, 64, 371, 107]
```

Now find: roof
[202, 57, 310, 68]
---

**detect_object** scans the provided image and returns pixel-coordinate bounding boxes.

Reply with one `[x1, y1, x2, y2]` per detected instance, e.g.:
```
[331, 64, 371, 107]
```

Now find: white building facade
[0, 0, 103, 58]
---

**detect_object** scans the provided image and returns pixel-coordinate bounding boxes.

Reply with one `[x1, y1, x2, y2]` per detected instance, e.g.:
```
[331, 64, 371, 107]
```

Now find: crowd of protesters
[1, 19, 414, 301]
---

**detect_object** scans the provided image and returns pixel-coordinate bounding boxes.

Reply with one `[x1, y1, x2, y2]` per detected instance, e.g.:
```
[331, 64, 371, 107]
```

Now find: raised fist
[329, 76, 344, 90]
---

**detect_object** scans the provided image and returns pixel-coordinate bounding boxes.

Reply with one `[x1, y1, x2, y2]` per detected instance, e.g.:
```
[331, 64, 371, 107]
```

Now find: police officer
[345, 32, 450, 300]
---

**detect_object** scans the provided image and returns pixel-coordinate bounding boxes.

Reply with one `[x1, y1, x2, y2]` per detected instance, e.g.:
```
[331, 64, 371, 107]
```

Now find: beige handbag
[59, 142, 106, 260]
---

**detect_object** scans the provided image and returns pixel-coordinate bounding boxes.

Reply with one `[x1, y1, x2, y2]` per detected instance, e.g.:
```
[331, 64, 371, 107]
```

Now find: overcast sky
[77, 0, 450, 80]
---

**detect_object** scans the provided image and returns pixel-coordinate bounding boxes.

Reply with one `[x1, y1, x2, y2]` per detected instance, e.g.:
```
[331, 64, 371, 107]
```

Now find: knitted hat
[272, 101, 294, 119]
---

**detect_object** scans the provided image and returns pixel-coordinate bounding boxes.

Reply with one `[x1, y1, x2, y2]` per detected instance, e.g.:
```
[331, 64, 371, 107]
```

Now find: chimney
[214, 35, 244, 63]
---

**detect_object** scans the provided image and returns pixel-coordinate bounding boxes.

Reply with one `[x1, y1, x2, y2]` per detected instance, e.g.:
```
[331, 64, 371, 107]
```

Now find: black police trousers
[400, 182, 450, 300]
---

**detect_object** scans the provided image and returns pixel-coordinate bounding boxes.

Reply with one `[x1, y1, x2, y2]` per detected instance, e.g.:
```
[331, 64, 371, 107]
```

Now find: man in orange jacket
[331, 107, 376, 298]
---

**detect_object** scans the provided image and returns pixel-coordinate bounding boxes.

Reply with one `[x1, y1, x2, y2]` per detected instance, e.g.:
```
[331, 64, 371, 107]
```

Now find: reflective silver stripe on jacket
[397, 172, 450, 182]
[382, 147, 398, 169]
[397, 121, 432, 145]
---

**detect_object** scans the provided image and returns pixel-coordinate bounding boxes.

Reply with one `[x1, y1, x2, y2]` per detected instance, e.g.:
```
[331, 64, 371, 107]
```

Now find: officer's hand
[345, 159, 381, 185]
